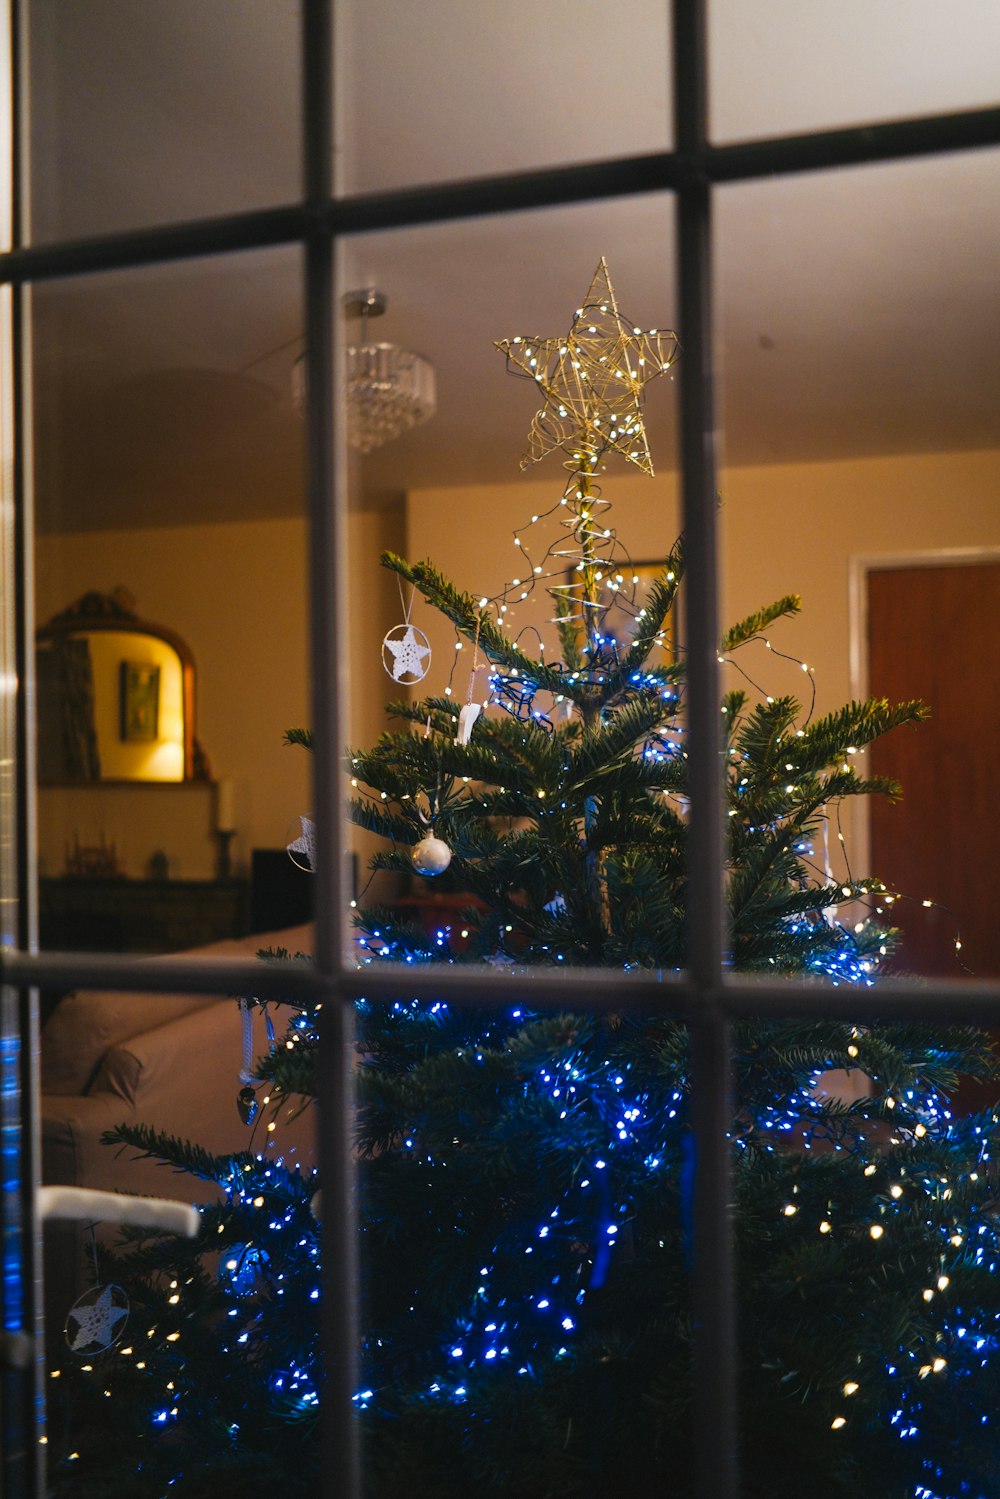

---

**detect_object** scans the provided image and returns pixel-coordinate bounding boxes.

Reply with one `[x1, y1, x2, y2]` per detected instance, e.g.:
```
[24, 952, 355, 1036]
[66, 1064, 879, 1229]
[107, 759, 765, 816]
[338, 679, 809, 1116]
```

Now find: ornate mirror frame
[35, 589, 208, 784]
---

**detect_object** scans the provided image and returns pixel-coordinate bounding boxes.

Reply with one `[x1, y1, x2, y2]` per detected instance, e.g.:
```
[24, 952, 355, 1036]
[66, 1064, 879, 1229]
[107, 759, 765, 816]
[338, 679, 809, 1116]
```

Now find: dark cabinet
[39, 876, 251, 954]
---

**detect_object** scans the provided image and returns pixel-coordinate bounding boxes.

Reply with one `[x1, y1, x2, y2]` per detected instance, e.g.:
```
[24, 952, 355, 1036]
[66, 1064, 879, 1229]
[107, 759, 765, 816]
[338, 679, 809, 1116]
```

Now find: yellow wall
[406, 447, 1000, 869]
[35, 506, 404, 881]
[408, 447, 999, 702]
[34, 447, 998, 886]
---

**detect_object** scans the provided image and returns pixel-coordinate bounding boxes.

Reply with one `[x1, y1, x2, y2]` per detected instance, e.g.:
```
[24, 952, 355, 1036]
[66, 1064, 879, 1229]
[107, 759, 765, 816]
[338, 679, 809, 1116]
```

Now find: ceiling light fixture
[341, 289, 435, 454]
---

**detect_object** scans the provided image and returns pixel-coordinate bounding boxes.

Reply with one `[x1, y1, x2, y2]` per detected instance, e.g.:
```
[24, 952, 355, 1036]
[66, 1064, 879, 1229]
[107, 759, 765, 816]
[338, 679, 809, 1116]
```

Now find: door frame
[847, 544, 1000, 876]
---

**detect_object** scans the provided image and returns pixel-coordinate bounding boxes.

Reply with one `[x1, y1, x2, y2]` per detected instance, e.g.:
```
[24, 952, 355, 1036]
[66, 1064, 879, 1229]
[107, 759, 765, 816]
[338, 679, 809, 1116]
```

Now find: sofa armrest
[44, 997, 316, 1201]
[41, 1089, 220, 1201]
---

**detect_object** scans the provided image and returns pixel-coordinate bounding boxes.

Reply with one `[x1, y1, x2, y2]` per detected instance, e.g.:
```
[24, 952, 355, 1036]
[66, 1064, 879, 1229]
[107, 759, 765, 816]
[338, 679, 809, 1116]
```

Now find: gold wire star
[496, 257, 679, 475]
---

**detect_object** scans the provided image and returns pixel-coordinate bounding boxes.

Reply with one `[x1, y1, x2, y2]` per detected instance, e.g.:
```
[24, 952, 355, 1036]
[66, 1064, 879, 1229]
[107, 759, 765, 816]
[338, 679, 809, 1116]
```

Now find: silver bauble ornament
[411, 833, 452, 876]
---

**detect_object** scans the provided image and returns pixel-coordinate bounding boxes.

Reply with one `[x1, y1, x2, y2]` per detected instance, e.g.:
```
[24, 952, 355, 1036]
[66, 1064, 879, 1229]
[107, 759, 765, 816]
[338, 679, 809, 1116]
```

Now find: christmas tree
[50, 262, 1000, 1499]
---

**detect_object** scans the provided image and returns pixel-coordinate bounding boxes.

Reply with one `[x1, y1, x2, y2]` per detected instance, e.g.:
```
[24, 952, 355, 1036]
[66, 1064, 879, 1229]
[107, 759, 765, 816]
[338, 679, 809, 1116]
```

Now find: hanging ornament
[237, 997, 260, 1125]
[456, 701, 481, 745]
[237, 1086, 259, 1126]
[220, 1242, 270, 1296]
[383, 581, 431, 683]
[65, 1283, 130, 1356]
[383, 623, 431, 683]
[287, 814, 316, 872]
[455, 614, 484, 745]
[411, 833, 452, 876]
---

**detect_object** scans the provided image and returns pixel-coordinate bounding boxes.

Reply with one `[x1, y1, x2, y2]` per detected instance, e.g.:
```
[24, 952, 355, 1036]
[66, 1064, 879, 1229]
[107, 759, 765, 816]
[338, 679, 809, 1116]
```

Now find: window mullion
[303, 3, 361, 1497]
[674, 3, 738, 1497]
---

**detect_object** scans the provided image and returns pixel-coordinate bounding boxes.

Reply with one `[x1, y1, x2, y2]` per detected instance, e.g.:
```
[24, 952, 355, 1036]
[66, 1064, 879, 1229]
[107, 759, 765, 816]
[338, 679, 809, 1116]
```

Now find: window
[2, 4, 998, 1494]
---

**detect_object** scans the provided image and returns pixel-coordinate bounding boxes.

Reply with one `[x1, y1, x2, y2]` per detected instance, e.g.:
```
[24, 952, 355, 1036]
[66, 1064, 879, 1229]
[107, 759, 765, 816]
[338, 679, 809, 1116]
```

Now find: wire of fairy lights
[436, 258, 681, 708]
[354, 259, 969, 976]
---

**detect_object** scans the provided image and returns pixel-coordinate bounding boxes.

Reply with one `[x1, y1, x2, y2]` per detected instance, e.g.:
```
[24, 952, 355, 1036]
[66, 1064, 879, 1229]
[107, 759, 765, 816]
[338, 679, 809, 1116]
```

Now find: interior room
[7, 2, 1000, 1494]
[29, 3, 999, 954]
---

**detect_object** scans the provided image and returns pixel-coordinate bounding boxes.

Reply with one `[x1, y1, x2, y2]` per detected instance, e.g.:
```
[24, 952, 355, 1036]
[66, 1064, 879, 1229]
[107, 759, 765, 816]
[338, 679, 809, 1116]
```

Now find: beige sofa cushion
[42, 922, 315, 1097]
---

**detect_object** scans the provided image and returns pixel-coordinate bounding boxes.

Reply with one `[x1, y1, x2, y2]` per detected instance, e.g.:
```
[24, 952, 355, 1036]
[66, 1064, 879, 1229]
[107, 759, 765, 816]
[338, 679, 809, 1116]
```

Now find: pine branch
[382, 551, 574, 699]
[615, 536, 686, 679]
[791, 698, 928, 773]
[565, 694, 680, 782]
[100, 1122, 257, 1185]
[551, 587, 585, 672]
[720, 595, 802, 653]
[347, 795, 423, 844]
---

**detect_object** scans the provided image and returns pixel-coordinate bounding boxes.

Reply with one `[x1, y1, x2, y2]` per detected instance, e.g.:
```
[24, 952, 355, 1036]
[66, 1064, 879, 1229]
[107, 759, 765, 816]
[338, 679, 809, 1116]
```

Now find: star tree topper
[495, 257, 679, 475]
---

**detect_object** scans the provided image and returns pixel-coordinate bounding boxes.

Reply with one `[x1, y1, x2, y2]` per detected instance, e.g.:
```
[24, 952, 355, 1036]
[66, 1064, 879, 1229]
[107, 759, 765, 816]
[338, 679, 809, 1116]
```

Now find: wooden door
[867, 560, 1000, 981]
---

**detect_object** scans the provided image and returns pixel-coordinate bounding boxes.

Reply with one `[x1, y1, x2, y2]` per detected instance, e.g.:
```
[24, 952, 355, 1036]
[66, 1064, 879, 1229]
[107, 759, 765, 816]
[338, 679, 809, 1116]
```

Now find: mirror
[36, 590, 209, 784]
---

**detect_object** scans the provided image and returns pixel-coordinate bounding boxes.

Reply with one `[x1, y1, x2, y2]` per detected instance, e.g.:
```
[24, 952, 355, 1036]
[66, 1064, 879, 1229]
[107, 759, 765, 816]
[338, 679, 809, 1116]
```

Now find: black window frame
[1, 3, 999, 1495]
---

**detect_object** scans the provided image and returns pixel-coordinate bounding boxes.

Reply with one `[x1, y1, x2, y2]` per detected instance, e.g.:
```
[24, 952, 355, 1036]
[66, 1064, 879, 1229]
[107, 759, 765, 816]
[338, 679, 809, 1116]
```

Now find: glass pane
[334, 0, 673, 196]
[715, 149, 1000, 986]
[340, 198, 683, 970]
[339, 207, 705, 1480]
[26, 0, 302, 244]
[41, 974, 321, 1487]
[714, 151, 1000, 1486]
[31, 248, 322, 1466]
[709, 0, 1000, 143]
[730, 1009, 1000, 1497]
[32, 247, 312, 952]
[355, 1002, 690, 1491]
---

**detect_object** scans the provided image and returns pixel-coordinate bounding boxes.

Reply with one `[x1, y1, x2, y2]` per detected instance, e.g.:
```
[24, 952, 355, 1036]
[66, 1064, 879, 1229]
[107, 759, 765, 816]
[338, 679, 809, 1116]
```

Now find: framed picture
[565, 559, 679, 662]
[119, 660, 160, 742]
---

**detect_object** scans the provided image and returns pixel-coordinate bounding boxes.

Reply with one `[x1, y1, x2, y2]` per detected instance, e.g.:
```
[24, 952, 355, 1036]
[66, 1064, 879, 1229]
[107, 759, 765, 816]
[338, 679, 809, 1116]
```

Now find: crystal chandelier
[343, 289, 435, 454]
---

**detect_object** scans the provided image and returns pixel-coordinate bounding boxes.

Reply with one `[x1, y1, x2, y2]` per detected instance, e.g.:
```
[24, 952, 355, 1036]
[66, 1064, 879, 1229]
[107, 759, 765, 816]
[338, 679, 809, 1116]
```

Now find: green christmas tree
[50, 262, 1000, 1499]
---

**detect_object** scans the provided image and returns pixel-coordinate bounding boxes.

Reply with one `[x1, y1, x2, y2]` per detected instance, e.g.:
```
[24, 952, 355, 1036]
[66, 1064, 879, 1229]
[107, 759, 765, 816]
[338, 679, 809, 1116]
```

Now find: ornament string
[467, 614, 482, 705]
[383, 581, 432, 683]
[239, 997, 257, 1087]
[236, 998, 262, 1126]
[457, 615, 484, 743]
[397, 576, 416, 626]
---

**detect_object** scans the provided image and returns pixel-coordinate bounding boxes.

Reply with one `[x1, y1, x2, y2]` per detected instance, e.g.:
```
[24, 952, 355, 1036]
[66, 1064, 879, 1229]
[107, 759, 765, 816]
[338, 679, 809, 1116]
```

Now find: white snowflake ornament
[382, 624, 431, 684]
[65, 1283, 130, 1355]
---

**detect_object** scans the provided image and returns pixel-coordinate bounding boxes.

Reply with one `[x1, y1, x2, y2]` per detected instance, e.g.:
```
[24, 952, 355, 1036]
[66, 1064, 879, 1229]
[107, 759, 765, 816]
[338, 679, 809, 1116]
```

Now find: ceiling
[25, 0, 1000, 531]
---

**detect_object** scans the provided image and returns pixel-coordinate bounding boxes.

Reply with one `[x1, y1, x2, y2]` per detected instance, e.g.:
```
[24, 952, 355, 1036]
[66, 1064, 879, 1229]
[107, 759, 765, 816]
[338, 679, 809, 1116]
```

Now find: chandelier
[292, 290, 436, 454]
[342, 289, 435, 454]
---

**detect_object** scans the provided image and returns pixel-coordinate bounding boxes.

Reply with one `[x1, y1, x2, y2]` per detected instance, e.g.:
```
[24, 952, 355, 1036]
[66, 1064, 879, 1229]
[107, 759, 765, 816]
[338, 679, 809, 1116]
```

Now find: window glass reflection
[27, 0, 302, 244]
[335, 0, 672, 195]
[715, 153, 1000, 985]
[341, 203, 681, 967]
[33, 248, 310, 952]
[709, 0, 1000, 143]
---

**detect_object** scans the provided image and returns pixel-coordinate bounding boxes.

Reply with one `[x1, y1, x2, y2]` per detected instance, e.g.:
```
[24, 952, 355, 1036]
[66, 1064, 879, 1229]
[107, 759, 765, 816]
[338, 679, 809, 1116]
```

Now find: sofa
[41, 923, 318, 1335]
